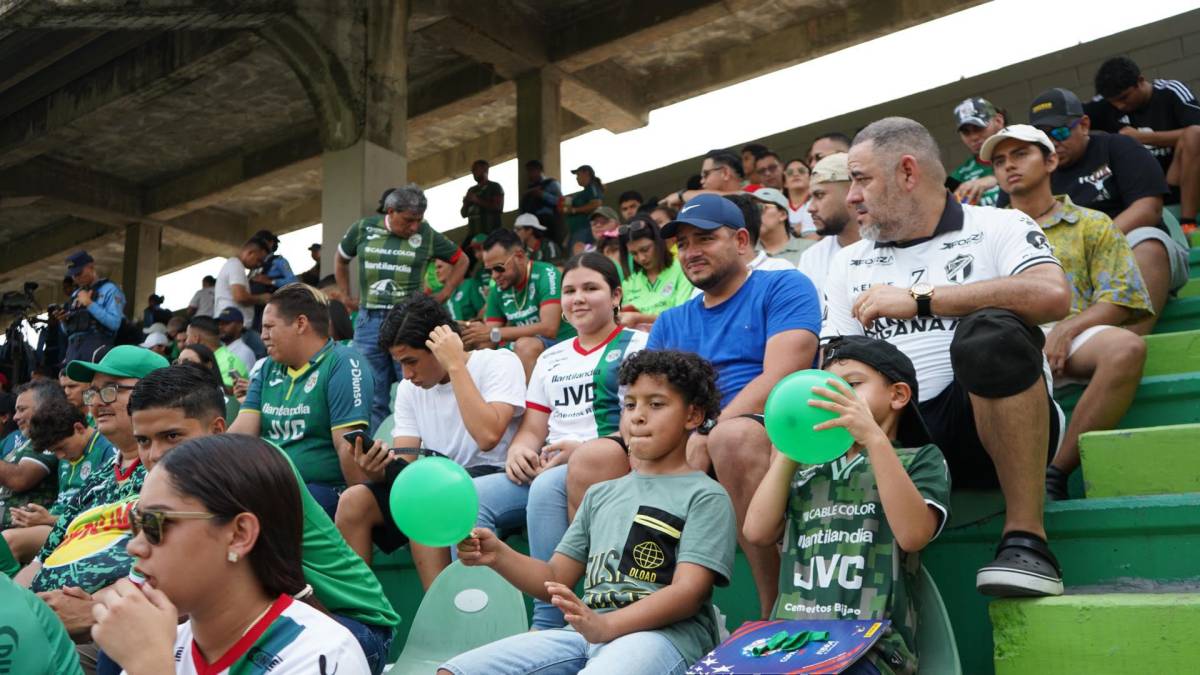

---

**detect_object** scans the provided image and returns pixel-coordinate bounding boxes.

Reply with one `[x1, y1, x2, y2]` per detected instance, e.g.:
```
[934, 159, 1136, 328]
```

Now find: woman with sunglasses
[783, 158, 819, 239]
[616, 215, 694, 329]
[91, 434, 370, 674]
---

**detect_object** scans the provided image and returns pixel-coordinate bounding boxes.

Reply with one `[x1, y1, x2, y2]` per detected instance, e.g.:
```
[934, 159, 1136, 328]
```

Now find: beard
[815, 212, 849, 237]
[855, 180, 915, 243]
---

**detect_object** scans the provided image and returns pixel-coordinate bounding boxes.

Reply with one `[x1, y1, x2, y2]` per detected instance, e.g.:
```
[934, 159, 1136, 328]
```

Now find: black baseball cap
[1029, 88, 1084, 128]
[822, 335, 933, 447]
[308, 243, 322, 252]
[66, 250, 94, 276]
[570, 164, 595, 175]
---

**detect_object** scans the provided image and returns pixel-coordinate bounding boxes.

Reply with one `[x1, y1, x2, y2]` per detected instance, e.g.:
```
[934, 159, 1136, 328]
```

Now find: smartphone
[344, 429, 370, 451]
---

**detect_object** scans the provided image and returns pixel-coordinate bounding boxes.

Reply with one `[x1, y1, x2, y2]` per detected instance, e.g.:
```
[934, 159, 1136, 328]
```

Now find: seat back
[387, 561, 528, 673]
[913, 564, 962, 675]
[1163, 206, 1190, 251]
[224, 396, 240, 424]
[375, 414, 395, 442]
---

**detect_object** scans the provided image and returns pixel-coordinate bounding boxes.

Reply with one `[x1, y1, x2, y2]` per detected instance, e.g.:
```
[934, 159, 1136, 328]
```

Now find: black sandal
[976, 530, 1064, 597]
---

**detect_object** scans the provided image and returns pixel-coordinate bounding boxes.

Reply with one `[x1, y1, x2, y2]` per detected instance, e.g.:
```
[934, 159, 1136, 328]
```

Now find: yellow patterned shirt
[1037, 196, 1153, 320]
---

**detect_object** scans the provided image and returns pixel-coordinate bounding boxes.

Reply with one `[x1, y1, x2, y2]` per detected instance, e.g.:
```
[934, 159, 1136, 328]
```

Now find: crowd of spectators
[2, 53, 1198, 675]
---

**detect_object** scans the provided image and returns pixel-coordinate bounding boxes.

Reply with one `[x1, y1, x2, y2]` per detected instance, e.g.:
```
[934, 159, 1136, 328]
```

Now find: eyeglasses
[758, 164, 781, 175]
[131, 505, 215, 546]
[785, 167, 810, 177]
[1039, 117, 1082, 142]
[700, 166, 728, 181]
[82, 383, 137, 406]
[488, 253, 518, 275]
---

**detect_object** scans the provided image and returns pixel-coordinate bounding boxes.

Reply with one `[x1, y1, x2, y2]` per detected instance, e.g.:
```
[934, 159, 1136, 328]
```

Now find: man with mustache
[821, 117, 1073, 598]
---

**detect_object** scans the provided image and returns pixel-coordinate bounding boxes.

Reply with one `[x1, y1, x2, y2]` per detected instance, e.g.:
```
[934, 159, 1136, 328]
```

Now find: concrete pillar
[121, 223, 161, 320]
[320, 141, 406, 276]
[517, 68, 563, 187]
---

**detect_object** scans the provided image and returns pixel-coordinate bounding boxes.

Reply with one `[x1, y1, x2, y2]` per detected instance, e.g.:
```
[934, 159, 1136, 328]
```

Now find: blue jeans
[440, 627, 687, 675]
[470, 466, 569, 629]
[332, 613, 396, 675]
[355, 309, 404, 430]
[241, 329, 267, 360]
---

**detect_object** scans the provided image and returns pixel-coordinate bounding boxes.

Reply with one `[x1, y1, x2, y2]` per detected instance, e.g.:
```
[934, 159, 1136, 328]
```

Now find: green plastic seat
[375, 414, 395, 442]
[386, 561, 528, 674]
[224, 396, 240, 424]
[1162, 206, 1190, 252]
[913, 564, 962, 675]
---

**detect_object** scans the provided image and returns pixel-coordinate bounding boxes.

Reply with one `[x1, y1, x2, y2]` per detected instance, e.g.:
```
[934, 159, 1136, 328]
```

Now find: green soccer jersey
[484, 260, 576, 341]
[446, 276, 486, 321]
[462, 180, 505, 238]
[52, 430, 115, 516]
[0, 576, 85, 675]
[338, 215, 461, 310]
[0, 431, 58, 528]
[215, 345, 249, 387]
[950, 156, 1001, 207]
[774, 444, 951, 674]
[242, 340, 373, 487]
[620, 259, 695, 318]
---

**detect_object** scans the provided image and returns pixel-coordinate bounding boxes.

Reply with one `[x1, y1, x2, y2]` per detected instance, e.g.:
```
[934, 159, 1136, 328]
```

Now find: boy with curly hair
[441, 350, 736, 675]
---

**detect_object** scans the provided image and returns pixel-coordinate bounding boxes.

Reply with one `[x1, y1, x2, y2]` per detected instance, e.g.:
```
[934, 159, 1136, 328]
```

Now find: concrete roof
[0, 0, 980, 313]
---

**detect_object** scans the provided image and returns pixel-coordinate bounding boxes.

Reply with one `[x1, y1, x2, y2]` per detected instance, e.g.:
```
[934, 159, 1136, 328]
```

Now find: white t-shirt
[820, 199, 1060, 401]
[797, 235, 844, 305]
[392, 348, 526, 469]
[165, 595, 369, 675]
[215, 257, 255, 325]
[748, 250, 796, 272]
[226, 337, 256, 372]
[527, 328, 648, 444]
[188, 287, 215, 317]
[788, 198, 817, 235]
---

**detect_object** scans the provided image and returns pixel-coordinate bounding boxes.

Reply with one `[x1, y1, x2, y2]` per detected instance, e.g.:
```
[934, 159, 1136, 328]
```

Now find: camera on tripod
[0, 281, 39, 315]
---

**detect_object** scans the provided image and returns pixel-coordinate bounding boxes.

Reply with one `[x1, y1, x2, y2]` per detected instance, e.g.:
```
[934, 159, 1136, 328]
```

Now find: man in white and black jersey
[797, 152, 860, 302]
[822, 117, 1073, 598]
[1087, 56, 1200, 232]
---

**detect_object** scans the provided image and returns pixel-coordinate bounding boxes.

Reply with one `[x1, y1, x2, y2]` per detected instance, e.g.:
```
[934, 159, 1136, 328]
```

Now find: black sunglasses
[131, 505, 215, 545]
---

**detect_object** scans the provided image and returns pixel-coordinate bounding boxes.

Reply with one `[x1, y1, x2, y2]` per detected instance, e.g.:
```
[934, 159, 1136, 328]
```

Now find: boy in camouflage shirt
[745, 336, 951, 674]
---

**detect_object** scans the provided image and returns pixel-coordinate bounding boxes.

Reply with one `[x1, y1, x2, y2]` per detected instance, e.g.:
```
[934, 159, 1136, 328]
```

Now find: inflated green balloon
[764, 369, 854, 464]
[390, 456, 479, 547]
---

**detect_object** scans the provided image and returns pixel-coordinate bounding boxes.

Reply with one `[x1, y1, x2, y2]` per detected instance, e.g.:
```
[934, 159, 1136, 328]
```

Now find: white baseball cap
[140, 332, 170, 349]
[979, 124, 1056, 162]
[748, 187, 789, 211]
[513, 213, 546, 231]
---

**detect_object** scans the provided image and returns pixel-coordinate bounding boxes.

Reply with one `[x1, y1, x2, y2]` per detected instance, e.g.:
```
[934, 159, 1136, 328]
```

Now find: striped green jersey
[525, 327, 647, 443]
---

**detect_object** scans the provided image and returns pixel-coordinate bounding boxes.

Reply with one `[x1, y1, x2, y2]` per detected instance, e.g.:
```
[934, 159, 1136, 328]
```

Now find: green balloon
[764, 369, 854, 464]
[390, 456, 479, 547]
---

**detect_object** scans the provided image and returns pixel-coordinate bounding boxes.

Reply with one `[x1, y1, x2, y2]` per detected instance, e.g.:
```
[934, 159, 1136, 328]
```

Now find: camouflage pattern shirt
[0, 431, 58, 528]
[32, 456, 145, 593]
[774, 444, 950, 674]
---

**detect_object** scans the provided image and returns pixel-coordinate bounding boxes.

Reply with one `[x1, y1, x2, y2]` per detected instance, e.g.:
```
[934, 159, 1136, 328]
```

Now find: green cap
[470, 233, 488, 244]
[66, 345, 170, 383]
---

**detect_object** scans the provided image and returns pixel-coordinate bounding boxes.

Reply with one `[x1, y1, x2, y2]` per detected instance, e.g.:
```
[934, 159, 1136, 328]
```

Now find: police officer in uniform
[58, 251, 126, 365]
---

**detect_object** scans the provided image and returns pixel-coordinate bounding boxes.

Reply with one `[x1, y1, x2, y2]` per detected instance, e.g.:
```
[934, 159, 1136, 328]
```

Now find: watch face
[911, 282, 934, 296]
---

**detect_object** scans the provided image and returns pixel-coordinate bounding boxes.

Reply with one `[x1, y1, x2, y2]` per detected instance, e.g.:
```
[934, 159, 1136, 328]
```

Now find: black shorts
[367, 459, 503, 553]
[919, 377, 1062, 490]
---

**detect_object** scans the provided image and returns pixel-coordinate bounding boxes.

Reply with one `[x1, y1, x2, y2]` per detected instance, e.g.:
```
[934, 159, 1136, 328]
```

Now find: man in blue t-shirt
[569, 194, 820, 620]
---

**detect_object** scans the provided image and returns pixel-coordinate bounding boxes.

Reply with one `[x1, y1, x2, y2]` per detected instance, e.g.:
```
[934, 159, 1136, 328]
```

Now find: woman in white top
[92, 434, 369, 674]
[783, 158, 819, 239]
[475, 252, 647, 630]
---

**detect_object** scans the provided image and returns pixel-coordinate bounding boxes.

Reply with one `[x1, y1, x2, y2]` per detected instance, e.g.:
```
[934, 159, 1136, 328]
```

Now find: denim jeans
[440, 628, 687, 675]
[355, 309, 404, 430]
[332, 613, 396, 675]
[470, 466, 569, 629]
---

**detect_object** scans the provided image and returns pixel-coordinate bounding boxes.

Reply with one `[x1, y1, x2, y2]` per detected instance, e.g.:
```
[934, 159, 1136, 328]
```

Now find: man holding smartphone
[229, 284, 374, 518]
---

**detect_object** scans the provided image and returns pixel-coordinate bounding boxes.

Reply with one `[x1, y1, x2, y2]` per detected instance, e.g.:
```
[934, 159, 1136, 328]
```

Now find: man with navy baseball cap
[568, 191, 823, 618]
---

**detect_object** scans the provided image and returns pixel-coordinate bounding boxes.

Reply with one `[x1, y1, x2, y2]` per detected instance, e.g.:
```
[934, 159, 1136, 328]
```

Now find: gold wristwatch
[909, 282, 934, 317]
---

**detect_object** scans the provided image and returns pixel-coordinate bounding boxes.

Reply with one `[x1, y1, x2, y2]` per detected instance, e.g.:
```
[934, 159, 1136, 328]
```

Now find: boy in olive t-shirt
[745, 336, 951, 675]
[442, 350, 735, 675]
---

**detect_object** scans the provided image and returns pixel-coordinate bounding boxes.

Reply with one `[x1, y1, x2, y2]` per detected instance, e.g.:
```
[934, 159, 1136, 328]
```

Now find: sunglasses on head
[132, 504, 215, 545]
[1040, 117, 1081, 142]
[617, 220, 654, 239]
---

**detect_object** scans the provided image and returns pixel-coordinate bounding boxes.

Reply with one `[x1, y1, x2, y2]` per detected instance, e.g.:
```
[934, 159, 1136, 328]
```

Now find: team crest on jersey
[605, 349, 622, 363]
[408, 233, 423, 248]
[369, 278, 400, 297]
[661, 282, 675, 296]
[79, 463, 93, 480]
[944, 254, 974, 284]
[304, 371, 320, 393]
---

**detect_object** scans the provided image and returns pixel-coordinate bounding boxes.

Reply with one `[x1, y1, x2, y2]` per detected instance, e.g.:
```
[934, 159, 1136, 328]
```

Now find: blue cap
[217, 307, 244, 323]
[65, 250, 94, 276]
[660, 193, 745, 238]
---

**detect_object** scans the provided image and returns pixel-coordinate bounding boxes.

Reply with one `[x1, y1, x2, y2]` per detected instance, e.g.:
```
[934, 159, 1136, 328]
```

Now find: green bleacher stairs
[371, 234, 1200, 674]
[926, 234, 1200, 674]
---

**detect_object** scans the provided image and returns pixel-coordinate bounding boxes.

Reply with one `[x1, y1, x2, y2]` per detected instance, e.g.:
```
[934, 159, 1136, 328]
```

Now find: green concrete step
[1056, 372, 1200, 429]
[1080, 424, 1200, 498]
[991, 592, 1200, 674]
[1155, 297, 1200, 334]
[1180, 277, 1200, 299]
[924, 491, 1200, 675]
[1143, 330, 1200, 377]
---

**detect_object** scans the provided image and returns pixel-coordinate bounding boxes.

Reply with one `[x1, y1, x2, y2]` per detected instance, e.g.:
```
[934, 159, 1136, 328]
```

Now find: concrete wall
[598, 8, 1200, 207]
